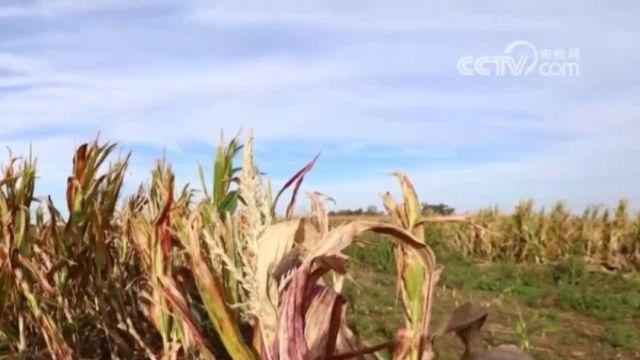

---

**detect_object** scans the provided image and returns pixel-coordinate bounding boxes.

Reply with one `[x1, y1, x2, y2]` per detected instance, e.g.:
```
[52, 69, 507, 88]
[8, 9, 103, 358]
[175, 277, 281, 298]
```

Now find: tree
[421, 202, 455, 215]
[365, 205, 380, 215]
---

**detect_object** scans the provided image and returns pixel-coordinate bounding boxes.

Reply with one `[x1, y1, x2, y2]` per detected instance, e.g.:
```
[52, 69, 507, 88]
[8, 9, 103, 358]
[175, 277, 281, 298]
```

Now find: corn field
[0, 132, 531, 360]
[438, 200, 640, 272]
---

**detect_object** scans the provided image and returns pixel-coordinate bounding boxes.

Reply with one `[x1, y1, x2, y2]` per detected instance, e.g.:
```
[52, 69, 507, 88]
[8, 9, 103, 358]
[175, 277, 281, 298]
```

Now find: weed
[605, 324, 639, 350]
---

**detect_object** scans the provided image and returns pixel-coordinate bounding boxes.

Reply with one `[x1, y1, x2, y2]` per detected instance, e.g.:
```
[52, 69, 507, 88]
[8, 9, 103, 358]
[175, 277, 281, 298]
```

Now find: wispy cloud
[1, 0, 639, 213]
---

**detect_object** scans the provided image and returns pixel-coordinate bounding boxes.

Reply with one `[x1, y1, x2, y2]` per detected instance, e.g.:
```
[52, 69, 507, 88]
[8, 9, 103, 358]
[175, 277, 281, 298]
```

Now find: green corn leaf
[190, 242, 256, 360]
[220, 190, 239, 217]
[198, 162, 210, 198]
[213, 135, 226, 207]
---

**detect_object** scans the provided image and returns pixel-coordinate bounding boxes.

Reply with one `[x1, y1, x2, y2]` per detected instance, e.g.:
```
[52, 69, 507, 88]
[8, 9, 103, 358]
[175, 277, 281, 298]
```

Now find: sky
[1, 0, 639, 214]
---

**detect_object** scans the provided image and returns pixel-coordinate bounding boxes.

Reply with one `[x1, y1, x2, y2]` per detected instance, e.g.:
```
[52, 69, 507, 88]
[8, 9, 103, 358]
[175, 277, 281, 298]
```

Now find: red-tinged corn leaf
[153, 276, 217, 360]
[153, 171, 175, 268]
[254, 219, 308, 348]
[273, 220, 435, 360]
[303, 284, 346, 360]
[73, 143, 89, 183]
[271, 153, 320, 219]
[272, 271, 307, 360]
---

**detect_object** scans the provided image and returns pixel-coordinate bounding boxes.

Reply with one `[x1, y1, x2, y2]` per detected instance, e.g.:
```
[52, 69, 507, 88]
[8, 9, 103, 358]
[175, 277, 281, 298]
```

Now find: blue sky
[1, 0, 639, 214]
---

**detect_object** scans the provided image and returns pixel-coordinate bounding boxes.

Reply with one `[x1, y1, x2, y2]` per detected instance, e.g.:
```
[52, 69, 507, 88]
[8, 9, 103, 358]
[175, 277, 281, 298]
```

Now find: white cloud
[307, 95, 640, 213]
[0, 0, 639, 213]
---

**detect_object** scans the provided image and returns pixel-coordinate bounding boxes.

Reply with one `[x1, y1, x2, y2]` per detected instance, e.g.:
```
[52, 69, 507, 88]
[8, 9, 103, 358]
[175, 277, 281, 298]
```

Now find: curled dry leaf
[255, 219, 306, 345]
[308, 191, 335, 237]
[392, 172, 422, 230]
[308, 191, 346, 291]
[271, 220, 438, 360]
[382, 191, 404, 227]
[303, 284, 346, 360]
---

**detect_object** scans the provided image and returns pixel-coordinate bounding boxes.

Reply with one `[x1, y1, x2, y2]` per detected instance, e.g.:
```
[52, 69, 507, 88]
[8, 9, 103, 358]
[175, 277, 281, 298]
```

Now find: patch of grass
[435, 251, 547, 308]
[346, 231, 396, 272]
[551, 257, 640, 320]
[605, 324, 640, 350]
[439, 249, 640, 321]
[557, 285, 640, 320]
[349, 232, 640, 322]
[550, 255, 587, 285]
[341, 231, 640, 359]
[342, 267, 401, 359]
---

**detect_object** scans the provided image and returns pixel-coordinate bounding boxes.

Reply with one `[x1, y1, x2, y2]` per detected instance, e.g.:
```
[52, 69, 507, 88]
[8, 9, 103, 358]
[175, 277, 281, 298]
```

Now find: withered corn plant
[0, 150, 72, 358]
[439, 199, 640, 272]
[0, 139, 161, 359]
[381, 174, 440, 360]
[1, 130, 533, 360]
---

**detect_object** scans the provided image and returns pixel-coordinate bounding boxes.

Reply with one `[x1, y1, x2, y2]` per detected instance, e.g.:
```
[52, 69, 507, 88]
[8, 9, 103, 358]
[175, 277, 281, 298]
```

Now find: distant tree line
[328, 205, 382, 216]
[328, 202, 455, 216]
[421, 202, 455, 215]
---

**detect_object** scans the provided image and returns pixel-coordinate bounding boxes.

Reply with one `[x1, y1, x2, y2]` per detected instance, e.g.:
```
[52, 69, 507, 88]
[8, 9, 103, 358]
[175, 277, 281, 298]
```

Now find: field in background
[336, 221, 640, 359]
[332, 198, 640, 273]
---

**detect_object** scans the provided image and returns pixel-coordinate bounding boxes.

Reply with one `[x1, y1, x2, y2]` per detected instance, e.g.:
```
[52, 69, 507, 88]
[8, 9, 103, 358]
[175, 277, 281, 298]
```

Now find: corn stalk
[381, 173, 440, 360]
